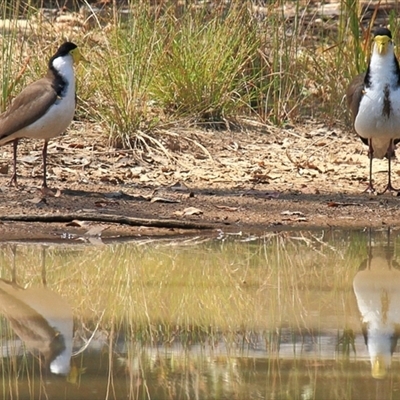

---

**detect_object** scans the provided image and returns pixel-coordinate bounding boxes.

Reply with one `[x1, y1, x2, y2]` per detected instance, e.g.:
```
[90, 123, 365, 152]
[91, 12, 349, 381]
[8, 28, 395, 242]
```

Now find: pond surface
[0, 228, 400, 399]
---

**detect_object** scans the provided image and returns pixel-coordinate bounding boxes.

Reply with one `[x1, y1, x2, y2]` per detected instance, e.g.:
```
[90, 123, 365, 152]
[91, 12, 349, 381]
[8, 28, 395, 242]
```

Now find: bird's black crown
[374, 27, 392, 38]
[53, 42, 78, 58]
[48, 42, 78, 69]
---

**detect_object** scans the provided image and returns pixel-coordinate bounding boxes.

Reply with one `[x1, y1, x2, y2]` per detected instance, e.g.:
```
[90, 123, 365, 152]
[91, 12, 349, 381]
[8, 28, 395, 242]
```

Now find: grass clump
[87, 2, 267, 147]
[88, 6, 161, 148]
[151, 4, 264, 127]
[0, 0, 30, 112]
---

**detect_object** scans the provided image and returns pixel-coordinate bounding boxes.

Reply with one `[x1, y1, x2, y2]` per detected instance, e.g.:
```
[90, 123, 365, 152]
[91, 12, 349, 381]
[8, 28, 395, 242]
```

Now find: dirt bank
[1, 120, 399, 242]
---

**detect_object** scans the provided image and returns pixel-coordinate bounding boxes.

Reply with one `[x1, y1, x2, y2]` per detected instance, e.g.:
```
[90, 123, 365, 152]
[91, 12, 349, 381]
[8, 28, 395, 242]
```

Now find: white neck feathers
[52, 55, 76, 92]
[369, 43, 398, 88]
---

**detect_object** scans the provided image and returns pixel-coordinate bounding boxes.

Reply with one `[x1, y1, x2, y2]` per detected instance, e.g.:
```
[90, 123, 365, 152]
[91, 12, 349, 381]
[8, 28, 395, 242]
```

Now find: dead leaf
[170, 181, 190, 192]
[281, 210, 305, 216]
[20, 155, 39, 164]
[40, 187, 61, 197]
[182, 207, 203, 216]
[66, 220, 91, 228]
[140, 174, 151, 182]
[150, 196, 180, 203]
[25, 197, 46, 205]
[266, 173, 282, 180]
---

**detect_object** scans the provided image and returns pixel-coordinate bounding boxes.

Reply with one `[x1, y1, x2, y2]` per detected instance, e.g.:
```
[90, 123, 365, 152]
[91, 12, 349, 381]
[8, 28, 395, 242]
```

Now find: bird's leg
[364, 139, 375, 193]
[42, 139, 49, 188]
[7, 140, 18, 187]
[380, 139, 399, 194]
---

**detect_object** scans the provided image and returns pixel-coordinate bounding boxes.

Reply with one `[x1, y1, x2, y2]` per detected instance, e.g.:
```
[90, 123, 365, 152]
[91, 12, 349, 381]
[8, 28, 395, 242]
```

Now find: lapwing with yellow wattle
[347, 27, 400, 194]
[0, 42, 82, 188]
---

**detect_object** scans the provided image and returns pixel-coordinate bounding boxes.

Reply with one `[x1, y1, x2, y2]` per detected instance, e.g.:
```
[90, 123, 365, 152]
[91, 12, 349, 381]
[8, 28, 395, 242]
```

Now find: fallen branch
[0, 213, 221, 230]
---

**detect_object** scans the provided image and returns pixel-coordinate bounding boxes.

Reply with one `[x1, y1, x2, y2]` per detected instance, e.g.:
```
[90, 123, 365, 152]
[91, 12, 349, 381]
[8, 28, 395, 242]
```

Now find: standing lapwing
[347, 28, 400, 193]
[0, 42, 81, 188]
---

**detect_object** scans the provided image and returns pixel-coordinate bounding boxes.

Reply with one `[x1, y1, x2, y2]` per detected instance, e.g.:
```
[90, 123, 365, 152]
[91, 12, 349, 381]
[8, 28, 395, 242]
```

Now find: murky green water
[0, 229, 400, 399]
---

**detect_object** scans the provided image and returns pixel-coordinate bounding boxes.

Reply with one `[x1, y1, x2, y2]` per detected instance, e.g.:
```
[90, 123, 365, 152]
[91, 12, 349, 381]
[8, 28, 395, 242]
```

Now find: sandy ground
[0, 118, 399, 242]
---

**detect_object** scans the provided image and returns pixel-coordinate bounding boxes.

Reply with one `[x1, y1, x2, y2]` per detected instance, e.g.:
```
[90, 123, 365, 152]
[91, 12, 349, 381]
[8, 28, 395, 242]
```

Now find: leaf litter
[1, 119, 400, 239]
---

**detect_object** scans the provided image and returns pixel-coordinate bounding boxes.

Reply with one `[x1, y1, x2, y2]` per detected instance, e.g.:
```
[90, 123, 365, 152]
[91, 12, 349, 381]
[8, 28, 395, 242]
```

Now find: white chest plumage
[20, 55, 76, 140]
[355, 48, 400, 158]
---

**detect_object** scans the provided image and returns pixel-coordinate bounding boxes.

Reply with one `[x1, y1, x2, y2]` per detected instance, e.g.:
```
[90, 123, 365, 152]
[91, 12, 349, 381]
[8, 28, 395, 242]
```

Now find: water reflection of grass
[1, 230, 399, 399]
[0, 231, 368, 336]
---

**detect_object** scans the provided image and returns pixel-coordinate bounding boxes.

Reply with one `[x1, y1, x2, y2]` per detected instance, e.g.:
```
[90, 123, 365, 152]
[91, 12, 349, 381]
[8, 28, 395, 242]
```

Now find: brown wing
[0, 76, 57, 142]
[0, 280, 67, 368]
[346, 72, 366, 123]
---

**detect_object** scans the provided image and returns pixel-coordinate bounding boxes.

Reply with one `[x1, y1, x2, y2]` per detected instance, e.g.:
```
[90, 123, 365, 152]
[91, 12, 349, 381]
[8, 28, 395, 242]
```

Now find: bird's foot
[7, 174, 18, 188]
[363, 184, 376, 194]
[41, 178, 48, 190]
[40, 185, 59, 197]
[379, 183, 399, 195]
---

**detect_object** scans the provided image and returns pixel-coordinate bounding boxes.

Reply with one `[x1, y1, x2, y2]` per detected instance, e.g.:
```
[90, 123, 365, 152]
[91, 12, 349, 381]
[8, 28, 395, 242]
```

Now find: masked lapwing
[353, 244, 400, 379]
[347, 28, 400, 194]
[0, 42, 81, 188]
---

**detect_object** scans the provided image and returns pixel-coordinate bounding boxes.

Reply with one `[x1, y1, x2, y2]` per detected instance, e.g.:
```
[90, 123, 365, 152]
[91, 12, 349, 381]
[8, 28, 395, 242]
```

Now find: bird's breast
[355, 86, 400, 138]
[17, 86, 76, 140]
[354, 86, 400, 158]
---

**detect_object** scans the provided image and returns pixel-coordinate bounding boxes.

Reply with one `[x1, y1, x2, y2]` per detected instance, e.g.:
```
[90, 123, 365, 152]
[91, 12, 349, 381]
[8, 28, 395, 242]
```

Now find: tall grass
[151, 4, 263, 127]
[0, 0, 396, 145]
[88, 5, 161, 148]
[0, 0, 29, 111]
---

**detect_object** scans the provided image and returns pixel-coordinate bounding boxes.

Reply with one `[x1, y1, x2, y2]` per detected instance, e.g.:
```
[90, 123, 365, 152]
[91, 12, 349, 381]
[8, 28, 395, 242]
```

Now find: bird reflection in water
[353, 230, 400, 379]
[0, 246, 73, 375]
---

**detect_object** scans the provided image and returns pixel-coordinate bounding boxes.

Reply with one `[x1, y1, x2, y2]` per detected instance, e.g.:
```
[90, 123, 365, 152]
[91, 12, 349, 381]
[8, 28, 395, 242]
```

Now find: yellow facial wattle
[374, 35, 391, 55]
[70, 48, 82, 64]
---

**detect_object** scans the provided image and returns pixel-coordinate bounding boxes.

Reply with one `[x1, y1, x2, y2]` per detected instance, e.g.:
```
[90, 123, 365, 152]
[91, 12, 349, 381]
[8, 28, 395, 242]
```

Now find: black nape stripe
[394, 56, 400, 86]
[364, 66, 372, 88]
[49, 65, 68, 98]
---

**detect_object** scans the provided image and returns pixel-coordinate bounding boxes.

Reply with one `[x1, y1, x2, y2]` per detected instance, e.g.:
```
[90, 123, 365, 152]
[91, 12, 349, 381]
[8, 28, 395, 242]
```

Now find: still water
[0, 229, 399, 399]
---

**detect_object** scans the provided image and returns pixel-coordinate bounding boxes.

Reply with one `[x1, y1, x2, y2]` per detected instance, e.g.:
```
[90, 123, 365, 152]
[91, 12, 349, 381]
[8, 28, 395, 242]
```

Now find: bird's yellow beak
[372, 355, 387, 379]
[70, 48, 87, 64]
[374, 35, 391, 55]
